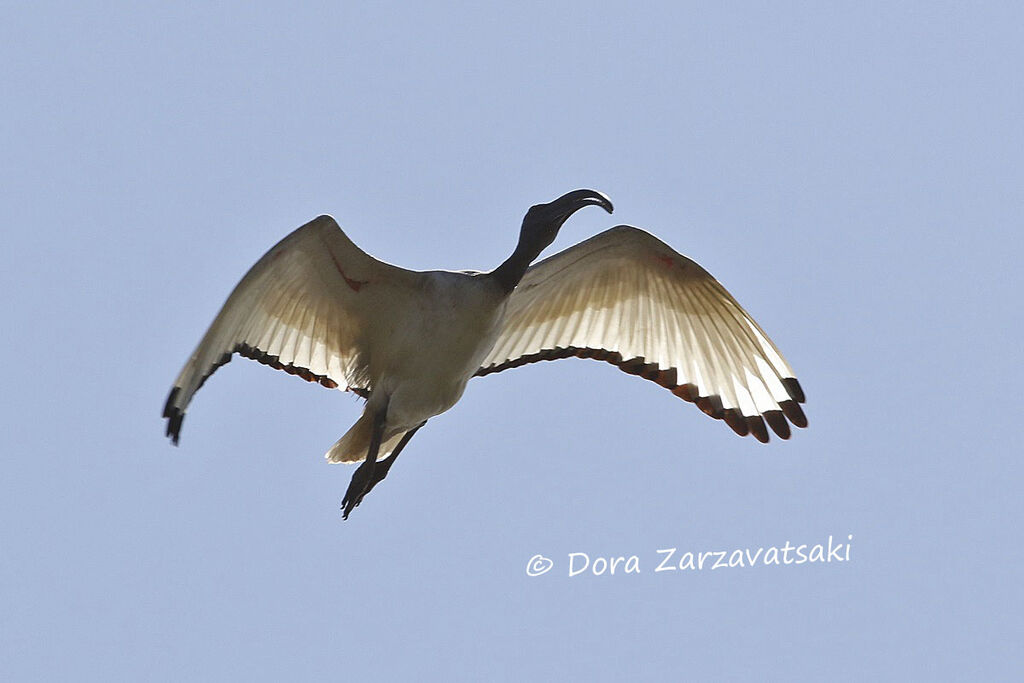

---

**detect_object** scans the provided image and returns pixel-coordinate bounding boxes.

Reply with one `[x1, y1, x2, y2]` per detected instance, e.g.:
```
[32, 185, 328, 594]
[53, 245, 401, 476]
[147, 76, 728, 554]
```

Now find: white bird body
[332, 270, 508, 463]
[164, 190, 807, 517]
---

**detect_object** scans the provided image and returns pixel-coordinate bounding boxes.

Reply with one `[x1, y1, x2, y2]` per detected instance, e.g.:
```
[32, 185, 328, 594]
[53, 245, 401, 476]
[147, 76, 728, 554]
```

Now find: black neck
[488, 189, 612, 294]
[491, 237, 543, 294]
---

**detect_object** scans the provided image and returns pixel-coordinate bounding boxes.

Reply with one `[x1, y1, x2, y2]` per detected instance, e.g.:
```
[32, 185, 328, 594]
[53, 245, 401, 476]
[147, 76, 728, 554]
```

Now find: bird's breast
[365, 271, 507, 427]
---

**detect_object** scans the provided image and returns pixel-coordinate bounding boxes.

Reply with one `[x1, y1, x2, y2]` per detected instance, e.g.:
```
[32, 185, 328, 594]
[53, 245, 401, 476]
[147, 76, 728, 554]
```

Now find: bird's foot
[341, 458, 395, 519]
[341, 461, 374, 519]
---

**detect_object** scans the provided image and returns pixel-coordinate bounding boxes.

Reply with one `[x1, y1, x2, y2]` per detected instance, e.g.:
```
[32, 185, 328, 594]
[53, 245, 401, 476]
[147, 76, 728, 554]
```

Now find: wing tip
[779, 400, 808, 429]
[763, 410, 791, 440]
[696, 395, 725, 419]
[163, 387, 184, 445]
[164, 410, 184, 445]
[723, 408, 749, 437]
[746, 415, 770, 443]
[782, 377, 806, 404]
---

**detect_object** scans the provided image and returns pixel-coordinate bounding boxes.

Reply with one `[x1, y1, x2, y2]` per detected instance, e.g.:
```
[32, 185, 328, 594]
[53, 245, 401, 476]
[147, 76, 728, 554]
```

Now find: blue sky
[2, 2, 1021, 680]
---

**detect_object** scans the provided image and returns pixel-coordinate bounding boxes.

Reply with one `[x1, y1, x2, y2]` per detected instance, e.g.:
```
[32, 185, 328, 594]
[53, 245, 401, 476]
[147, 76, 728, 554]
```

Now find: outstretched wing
[476, 225, 807, 442]
[163, 215, 409, 444]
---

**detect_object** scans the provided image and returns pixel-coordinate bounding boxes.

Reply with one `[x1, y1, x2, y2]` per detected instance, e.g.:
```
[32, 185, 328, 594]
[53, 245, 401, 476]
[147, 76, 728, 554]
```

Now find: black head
[520, 189, 614, 253]
[491, 189, 614, 294]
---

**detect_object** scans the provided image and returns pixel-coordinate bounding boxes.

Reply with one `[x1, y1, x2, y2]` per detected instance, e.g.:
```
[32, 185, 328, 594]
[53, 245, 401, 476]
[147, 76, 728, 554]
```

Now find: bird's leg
[341, 421, 425, 519]
[342, 400, 389, 519]
[359, 421, 426, 499]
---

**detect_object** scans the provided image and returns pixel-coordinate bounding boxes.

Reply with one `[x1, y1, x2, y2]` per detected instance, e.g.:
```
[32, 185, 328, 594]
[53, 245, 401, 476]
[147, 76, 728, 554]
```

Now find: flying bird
[163, 190, 806, 518]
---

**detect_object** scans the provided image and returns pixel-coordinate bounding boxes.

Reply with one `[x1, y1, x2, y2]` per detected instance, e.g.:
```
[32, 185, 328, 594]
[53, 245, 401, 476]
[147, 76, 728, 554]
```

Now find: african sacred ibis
[163, 189, 806, 518]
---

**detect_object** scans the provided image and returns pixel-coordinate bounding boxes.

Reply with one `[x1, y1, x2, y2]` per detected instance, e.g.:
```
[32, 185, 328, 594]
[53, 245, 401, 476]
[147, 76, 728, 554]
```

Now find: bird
[163, 189, 806, 518]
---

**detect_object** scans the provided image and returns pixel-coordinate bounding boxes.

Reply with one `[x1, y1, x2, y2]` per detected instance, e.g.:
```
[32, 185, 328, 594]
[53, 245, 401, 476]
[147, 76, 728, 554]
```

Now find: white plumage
[164, 190, 806, 517]
[477, 225, 806, 441]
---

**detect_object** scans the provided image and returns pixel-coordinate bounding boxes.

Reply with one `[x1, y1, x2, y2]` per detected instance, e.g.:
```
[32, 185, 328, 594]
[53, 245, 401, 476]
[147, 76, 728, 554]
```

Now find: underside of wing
[163, 215, 408, 443]
[476, 225, 807, 442]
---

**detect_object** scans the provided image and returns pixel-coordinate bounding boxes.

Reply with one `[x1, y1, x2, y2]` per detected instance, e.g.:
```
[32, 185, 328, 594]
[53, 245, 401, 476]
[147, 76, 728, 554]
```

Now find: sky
[2, 2, 1022, 680]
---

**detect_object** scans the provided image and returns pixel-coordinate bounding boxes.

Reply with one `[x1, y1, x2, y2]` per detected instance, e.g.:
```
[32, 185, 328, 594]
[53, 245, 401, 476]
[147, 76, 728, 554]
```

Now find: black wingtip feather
[163, 387, 184, 445]
[162, 386, 179, 419]
[763, 410, 791, 439]
[723, 409, 749, 437]
[782, 377, 805, 403]
[779, 400, 808, 428]
[165, 411, 183, 445]
[746, 415, 770, 443]
[696, 394, 725, 419]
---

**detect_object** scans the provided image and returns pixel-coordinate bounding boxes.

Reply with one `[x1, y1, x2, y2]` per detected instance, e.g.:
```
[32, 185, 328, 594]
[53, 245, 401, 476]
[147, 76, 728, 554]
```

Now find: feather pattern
[163, 215, 416, 444]
[476, 225, 806, 441]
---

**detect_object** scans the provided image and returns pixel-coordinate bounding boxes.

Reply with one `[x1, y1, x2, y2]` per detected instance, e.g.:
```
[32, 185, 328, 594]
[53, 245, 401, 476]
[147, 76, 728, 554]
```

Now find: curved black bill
[549, 188, 614, 216]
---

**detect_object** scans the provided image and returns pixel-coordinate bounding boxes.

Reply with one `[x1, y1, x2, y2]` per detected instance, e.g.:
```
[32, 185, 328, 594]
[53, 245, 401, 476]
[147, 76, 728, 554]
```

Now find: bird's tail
[325, 412, 406, 464]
